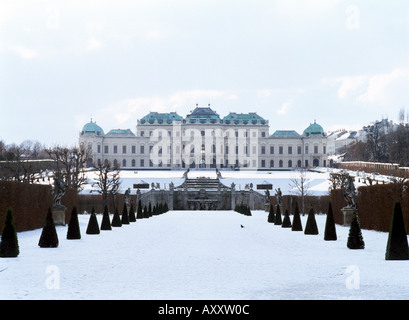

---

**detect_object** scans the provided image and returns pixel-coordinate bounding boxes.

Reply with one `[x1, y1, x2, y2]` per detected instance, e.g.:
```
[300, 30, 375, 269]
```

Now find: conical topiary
[143, 205, 148, 218]
[274, 205, 282, 225]
[347, 212, 365, 249]
[67, 206, 81, 240]
[121, 203, 130, 225]
[39, 207, 59, 248]
[129, 203, 136, 222]
[136, 200, 143, 219]
[282, 209, 292, 228]
[86, 207, 100, 235]
[0, 208, 19, 257]
[148, 202, 152, 217]
[100, 205, 112, 230]
[291, 201, 303, 231]
[268, 205, 275, 223]
[304, 207, 319, 235]
[111, 208, 122, 227]
[385, 202, 409, 260]
[324, 202, 337, 241]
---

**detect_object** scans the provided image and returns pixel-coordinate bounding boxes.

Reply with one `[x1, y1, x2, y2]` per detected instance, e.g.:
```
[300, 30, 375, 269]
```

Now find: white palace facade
[79, 105, 328, 170]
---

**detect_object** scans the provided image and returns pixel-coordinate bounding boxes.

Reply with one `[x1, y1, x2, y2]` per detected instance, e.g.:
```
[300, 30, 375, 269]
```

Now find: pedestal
[342, 207, 356, 226]
[53, 206, 66, 226]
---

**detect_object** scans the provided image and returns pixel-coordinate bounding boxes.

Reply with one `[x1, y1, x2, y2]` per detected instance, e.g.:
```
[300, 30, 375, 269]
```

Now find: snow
[1, 210, 408, 300]
[80, 168, 335, 196]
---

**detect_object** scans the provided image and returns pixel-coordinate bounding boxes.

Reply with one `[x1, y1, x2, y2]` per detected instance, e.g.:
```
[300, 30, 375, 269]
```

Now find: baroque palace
[79, 105, 328, 170]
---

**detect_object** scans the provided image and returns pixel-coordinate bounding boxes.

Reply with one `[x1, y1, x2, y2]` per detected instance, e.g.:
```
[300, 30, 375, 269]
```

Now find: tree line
[345, 122, 409, 166]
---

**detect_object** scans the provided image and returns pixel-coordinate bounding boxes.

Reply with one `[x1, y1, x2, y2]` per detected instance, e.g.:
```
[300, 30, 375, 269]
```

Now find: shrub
[274, 205, 282, 225]
[347, 213, 365, 249]
[129, 203, 136, 222]
[267, 206, 274, 223]
[304, 207, 319, 235]
[324, 202, 337, 241]
[100, 205, 112, 230]
[136, 200, 143, 219]
[291, 201, 303, 231]
[385, 202, 409, 260]
[282, 210, 292, 228]
[0, 208, 20, 257]
[67, 206, 81, 240]
[111, 208, 122, 227]
[38, 208, 59, 248]
[86, 207, 100, 235]
[121, 203, 130, 225]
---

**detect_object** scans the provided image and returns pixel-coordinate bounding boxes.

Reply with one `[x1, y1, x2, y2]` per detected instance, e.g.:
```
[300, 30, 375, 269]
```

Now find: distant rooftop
[223, 112, 266, 125]
[105, 129, 135, 137]
[270, 130, 301, 139]
[139, 112, 183, 124]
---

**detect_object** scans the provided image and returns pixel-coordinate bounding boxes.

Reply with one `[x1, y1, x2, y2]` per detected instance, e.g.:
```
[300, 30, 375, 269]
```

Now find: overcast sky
[1, 0, 408, 146]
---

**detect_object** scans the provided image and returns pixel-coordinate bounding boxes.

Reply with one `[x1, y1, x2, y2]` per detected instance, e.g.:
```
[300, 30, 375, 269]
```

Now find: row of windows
[96, 158, 325, 168]
[93, 144, 327, 156]
[139, 130, 268, 138]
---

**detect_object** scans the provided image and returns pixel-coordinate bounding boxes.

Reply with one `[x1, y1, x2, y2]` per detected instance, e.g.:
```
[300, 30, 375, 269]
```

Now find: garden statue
[53, 172, 66, 209]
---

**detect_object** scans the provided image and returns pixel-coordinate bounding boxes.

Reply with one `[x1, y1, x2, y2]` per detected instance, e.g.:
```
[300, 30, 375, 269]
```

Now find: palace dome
[303, 121, 325, 137]
[81, 120, 104, 136]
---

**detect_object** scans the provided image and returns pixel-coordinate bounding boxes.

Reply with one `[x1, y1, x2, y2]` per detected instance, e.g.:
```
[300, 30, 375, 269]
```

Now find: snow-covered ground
[1, 210, 408, 300]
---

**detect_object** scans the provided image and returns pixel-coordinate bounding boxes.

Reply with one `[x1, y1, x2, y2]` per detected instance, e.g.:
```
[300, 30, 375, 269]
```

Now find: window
[122, 145, 127, 154]
[314, 145, 319, 154]
[261, 131, 266, 138]
[279, 146, 283, 155]
[113, 145, 118, 154]
[140, 131, 144, 137]
[261, 160, 266, 168]
[140, 145, 144, 154]
[270, 160, 274, 168]
[279, 160, 283, 168]
[104, 145, 109, 154]
[140, 159, 144, 167]
[97, 145, 101, 153]
[297, 146, 302, 154]
[132, 159, 136, 167]
[288, 146, 292, 155]
[288, 160, 292, 168]
[122, 159, 127, 167]
[261, 146, 266, 154]
[305, 146, 309, 154]
[225, 145, 229, 154]
[132, 146, 136, 154]
[270, 146, 274, 154]
[323, 146, 327, 154]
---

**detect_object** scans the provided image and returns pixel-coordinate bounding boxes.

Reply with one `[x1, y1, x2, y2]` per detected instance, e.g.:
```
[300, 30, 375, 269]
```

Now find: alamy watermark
[45, 265, 60, 290]
[345, 265, 360, 290]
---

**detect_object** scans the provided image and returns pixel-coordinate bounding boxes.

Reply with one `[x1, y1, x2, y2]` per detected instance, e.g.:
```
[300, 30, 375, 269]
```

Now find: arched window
[122, 159, 127, 167]
[288, 160, 292, 168]
[131, 159, 136, 167]
[270, 160, 274, 168]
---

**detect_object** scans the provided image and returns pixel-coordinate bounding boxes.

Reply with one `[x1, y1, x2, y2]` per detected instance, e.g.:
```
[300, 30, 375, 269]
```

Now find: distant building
[79, 105, 328, 169]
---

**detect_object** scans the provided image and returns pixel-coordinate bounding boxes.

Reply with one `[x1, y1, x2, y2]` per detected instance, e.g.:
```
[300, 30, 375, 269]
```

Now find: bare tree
[289, 168, 310, 214]
[46, 145, 90, 192]
[92, 161, 121, 209]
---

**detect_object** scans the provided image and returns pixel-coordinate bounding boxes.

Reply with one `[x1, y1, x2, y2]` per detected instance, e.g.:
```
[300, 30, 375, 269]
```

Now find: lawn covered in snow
[1, 210, 408, 300]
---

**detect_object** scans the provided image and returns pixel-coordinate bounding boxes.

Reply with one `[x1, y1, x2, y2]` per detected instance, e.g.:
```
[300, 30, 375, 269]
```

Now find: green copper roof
[81, 121, 104, 136]
[223, 112, 266, 125]
[270, 130, 301, 138]
[106, 129, 135, 137]
[303, 121, 326, 137]
[140, 112, 183, 124]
